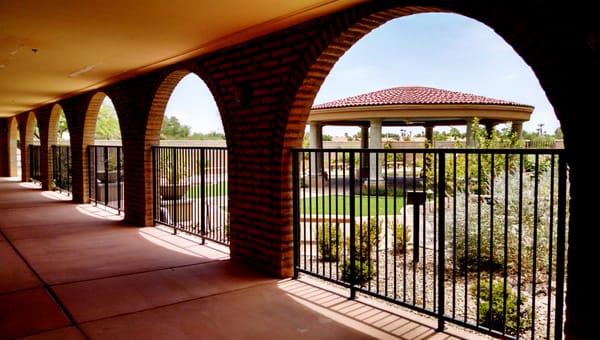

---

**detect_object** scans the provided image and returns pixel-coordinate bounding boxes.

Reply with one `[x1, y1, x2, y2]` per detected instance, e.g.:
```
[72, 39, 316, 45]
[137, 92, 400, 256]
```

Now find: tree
[95, 105, 121, 140]
[57, 112, 69, 143]
[449, 127, 463, 139]
[323, 134, 333, 141]
[160, 116, 190, 140]
[554, 127, 563, 139]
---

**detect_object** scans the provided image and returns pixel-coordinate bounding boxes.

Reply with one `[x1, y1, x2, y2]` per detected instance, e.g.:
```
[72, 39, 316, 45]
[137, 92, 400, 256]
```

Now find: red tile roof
[312, 86, 531, 110]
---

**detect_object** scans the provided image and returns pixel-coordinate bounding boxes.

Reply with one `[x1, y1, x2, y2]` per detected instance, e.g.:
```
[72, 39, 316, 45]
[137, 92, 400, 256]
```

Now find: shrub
[471, 279, 531, 335]
[362, 186, 404, 197]
[393, 224, 410, 255]
[445, 167, 562, 276]
[317, 222, 340, 262]
[453, 225, 503, 273]
[340, 259, 376, 286]
[346, 218, 380, 262]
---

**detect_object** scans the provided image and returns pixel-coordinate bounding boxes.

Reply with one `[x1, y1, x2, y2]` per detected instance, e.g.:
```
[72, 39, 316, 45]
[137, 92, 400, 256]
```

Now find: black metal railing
[152, 146, 229, 245]
[292, 148, 568, 339]
[28, 144, 41, 182]
[52, 145, 71, 193]
[88, 145, 124, 212]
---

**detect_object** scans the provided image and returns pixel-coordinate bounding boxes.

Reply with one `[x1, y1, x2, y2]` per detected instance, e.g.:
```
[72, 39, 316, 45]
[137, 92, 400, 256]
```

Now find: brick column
[36, 107, 52, 190]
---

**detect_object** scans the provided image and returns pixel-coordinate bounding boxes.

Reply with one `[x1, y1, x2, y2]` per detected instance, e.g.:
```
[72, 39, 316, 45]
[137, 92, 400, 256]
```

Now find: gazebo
[308, 86, 534, 177]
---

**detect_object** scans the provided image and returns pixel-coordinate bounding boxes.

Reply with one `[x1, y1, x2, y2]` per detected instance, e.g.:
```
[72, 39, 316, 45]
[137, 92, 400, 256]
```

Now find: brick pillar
[112, 82, 157, 227]
[62, 93, 101, 204]
[16, 113, 34, 182]
[0, 119, 9, 176]
[37, 108, 52, 190]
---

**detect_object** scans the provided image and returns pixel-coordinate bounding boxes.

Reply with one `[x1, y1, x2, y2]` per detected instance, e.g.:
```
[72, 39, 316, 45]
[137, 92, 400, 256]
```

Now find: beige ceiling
[0, 0, 363, 117]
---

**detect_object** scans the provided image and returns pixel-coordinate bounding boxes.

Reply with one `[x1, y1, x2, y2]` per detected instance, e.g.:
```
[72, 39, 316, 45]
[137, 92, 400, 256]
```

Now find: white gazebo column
[465, 118, 476, 148]
[369, 119, 382, 179]
[309, 122, 323, 176]
[511, 121, 523, 140]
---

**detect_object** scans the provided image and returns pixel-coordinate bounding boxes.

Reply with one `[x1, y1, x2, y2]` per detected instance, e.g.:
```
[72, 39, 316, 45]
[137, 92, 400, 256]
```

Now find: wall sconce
[233, 82, 253, 106]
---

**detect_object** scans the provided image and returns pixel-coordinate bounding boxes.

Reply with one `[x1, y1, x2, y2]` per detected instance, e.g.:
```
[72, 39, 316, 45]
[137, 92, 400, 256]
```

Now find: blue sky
[163, 13, 559, 136]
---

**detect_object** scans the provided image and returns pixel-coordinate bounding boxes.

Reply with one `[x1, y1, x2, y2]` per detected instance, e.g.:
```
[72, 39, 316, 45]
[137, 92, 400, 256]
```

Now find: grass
[299, 195, 404, 215]
[186, 182, 227, 198]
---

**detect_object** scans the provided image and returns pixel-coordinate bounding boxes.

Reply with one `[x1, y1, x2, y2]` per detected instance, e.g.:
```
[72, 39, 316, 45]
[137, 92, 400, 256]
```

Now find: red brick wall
[1, 2, 595, 336]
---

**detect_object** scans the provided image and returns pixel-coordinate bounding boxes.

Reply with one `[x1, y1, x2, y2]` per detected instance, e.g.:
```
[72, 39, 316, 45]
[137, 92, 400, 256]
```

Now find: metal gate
[152, 146, 229, 245]
[88, 145, 124, 212]
[52, 145, 71, 193]
[292, 148, 568, 339]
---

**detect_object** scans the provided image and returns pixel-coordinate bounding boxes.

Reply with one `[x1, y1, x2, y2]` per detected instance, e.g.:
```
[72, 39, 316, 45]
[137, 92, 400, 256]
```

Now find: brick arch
[283, 6, 444, 151]
[83, 92, 118, 146]
[146, 70, 192, 146]
[47, 104, 68, 147]
[280, 2, 590, 336]
[7, 117, 19, 176]
[16, 111, 38, 181]
[77, 91, 120, 203]
[146, 69, 225, 144]
[46, 104, 69, 187]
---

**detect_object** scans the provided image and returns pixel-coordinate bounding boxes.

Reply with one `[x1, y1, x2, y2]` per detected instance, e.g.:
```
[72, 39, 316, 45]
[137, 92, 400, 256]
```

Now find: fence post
[437, 152, 446, 331]
[555, 155, 567, 340]
[152, 147, 156, 223]
[349, 151, 357, 299]
[88, 146, 92, 203]
[103, 146, 108, 207]
[292, 150, 300, 279]
[200, 148, 206, 243]
[173, 148, 178, 235]
[117, 146, 121, 212]
[94, 147, 98, 205]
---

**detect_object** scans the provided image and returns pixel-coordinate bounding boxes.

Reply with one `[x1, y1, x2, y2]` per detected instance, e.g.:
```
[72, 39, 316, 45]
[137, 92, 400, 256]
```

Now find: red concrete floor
[0, 178, 485, 339]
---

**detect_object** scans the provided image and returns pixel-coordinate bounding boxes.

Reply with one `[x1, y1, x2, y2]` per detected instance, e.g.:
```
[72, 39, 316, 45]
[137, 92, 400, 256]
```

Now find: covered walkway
[0, 178, 481, 339]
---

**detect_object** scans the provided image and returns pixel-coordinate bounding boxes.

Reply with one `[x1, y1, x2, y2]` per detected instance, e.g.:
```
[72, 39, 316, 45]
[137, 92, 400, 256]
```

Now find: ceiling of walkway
[0, 0, 363, 117]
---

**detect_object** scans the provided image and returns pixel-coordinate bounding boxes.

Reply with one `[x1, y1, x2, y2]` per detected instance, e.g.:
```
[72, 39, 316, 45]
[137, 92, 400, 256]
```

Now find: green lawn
[299, 195, 404, 215]
[186, 182, 227, 198]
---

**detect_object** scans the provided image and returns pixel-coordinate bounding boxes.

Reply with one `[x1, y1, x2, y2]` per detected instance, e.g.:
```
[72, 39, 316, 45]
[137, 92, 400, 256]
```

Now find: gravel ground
[299, 245, 560, 339]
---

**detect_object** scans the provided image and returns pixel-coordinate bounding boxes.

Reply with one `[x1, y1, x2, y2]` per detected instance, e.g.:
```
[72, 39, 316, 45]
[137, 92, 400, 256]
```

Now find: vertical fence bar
[152, 147, 157, 222]
[94, 147, 99, 205]
[554, 155, 567, 340]
[116, 146, 121, 212]
[200, 148, 206, 243]
[88, 147, 92, 202]
[292, 150, 300, 279]
[103, 146, 108, 207]
[173, 148, 178, 234]
[349, 151, 356, 299]
[437, 152, 446, 331]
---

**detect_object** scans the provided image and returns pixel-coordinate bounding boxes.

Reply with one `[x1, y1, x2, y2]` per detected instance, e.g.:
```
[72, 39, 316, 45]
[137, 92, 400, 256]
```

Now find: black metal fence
[52, 145, 71, 193]
[28, 144, 41, 182]
[152, 146, 229, 245]
[292, 148, 568, 339]
[88, 145, 124, 212]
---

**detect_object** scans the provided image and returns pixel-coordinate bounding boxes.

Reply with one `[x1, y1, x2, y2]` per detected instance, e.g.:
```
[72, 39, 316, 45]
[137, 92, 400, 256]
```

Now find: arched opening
[21, 112, 41, 183]
[8, 117, 19, 177]
[149, 71, 228, 245]
[287, 11, 568, 338]
[48, 104, 72, 194]
[84, 93, 124, 212]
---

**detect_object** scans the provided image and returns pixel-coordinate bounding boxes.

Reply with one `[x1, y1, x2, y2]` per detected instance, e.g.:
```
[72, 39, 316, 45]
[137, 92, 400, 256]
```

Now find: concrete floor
[0, 177, 483, 339]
